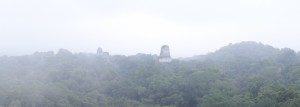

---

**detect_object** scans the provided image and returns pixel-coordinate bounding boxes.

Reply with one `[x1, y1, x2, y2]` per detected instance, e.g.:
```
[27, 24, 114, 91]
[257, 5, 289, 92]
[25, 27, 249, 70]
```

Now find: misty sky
[1, 0, 300, 57]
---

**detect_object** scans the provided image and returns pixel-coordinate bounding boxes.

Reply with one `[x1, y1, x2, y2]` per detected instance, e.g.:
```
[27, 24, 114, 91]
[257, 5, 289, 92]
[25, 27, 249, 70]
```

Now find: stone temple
[159, 45, 172, 63]
[97, 47, 109, 56]
[97, 47, 103, 55]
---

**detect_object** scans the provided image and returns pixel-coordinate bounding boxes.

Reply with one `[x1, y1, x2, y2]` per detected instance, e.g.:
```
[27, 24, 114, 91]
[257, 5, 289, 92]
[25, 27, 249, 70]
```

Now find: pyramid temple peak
[159, 45, 172, 63]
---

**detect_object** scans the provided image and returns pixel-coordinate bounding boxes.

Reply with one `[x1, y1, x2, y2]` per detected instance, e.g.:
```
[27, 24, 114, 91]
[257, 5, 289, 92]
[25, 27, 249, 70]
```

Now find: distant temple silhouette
[97, 48, 103, 55]
[97, 47, 109, 57]
[159, 45, 172, 63]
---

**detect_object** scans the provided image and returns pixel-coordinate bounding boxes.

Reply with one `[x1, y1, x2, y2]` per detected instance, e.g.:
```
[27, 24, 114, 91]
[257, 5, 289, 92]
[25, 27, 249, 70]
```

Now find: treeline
[1, 41, 300, 107]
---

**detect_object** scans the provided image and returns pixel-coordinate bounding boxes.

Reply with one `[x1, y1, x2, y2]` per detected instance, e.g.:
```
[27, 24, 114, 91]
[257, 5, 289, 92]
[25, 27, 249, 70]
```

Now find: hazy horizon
[1, 0, 300, 57]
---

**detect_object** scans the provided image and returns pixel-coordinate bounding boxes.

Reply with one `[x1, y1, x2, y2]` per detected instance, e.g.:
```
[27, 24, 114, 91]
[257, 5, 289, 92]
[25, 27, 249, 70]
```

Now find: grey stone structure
[159, 45, 172, 63]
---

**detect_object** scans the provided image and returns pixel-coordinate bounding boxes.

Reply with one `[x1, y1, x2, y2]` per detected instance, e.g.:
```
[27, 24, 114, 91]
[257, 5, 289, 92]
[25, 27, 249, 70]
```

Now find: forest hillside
[1, 41, 300, 107]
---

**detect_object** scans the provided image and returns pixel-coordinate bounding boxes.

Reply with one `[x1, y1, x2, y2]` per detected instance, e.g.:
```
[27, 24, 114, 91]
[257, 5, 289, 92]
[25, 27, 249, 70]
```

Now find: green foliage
[0, 42, 300, 107]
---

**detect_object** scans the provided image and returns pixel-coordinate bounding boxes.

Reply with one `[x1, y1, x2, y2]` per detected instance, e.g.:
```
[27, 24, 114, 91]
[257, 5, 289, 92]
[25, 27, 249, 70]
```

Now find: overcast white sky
[1, 0, 300, 57]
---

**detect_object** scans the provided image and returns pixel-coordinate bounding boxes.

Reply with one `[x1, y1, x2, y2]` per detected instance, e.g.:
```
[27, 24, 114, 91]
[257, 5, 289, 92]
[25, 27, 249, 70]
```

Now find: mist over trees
[1, 41, 300, 107]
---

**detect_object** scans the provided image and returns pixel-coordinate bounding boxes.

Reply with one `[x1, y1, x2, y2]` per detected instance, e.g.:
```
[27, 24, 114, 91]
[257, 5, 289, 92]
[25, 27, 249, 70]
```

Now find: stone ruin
[97, 48, 103, 55]
[159, 45, 172, 63]
[97, 47, 109, 57]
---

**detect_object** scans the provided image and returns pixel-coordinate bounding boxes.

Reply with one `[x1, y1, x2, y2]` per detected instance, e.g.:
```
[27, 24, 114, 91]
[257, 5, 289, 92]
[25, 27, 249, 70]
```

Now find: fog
[1, 0, 300, 57]
[2, 1, 300, 106]
[1, 41, 300, 107]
